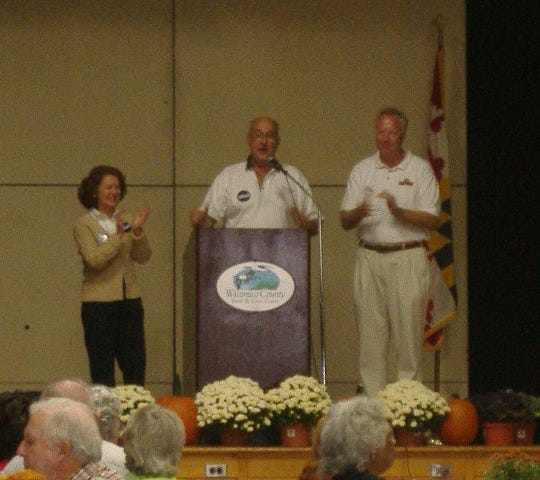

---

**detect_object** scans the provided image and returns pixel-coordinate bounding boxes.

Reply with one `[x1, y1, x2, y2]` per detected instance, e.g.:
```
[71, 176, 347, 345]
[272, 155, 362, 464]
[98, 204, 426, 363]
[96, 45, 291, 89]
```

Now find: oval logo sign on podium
[216, 261, 295, 312]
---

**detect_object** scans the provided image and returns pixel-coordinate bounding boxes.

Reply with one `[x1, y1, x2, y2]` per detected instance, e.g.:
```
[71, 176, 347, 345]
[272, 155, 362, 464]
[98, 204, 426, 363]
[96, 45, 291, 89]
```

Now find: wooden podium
[195, 228, 310, 389]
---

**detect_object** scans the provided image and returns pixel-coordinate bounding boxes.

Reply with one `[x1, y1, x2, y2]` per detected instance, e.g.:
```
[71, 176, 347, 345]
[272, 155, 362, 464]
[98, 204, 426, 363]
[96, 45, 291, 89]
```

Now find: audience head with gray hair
[1, 377, 127, 477]
[121, 404, 186, 478]
[17, 397, 103, 480]
[318, 396, 396, 480]
[91, 385, 122, 443]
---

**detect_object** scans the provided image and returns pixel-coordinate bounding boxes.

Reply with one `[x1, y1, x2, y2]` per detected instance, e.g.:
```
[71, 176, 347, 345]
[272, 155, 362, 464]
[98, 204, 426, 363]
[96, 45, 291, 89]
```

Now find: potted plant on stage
[515, 393, 537, 446]
[484, 452, 540, 480]
[194, 375, 272, 446]
[112, 384, 155, 425]
[266, 374, 332, 447]
[470, 389, 535, 446]
[529, 394, 540, 445]
[378, 379, 450, 447]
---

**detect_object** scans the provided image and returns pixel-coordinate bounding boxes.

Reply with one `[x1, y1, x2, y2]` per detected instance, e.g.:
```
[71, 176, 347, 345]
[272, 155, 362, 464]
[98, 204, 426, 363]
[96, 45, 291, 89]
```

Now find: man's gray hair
[91, 385, 122, 442]
[248, 116, 280, 143]
[30, 397, 102, 465]
[319, 396, 391, 476]
[122, 404, 185, 477]
[377, 107, 408, 134]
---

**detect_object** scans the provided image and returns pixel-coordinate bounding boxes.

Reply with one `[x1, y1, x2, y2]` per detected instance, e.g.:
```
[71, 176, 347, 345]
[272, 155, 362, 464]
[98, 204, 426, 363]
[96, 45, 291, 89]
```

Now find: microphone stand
[271, 160, 327, 385]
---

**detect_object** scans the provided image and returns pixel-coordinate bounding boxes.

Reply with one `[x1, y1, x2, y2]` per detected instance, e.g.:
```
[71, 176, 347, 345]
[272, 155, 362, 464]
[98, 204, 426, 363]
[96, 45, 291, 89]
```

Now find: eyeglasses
[250, 130, 278, 141]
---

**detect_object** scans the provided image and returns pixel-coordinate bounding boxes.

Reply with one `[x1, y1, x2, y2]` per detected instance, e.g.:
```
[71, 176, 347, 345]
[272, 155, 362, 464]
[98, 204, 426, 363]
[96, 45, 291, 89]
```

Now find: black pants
[82, 298, 146, 386]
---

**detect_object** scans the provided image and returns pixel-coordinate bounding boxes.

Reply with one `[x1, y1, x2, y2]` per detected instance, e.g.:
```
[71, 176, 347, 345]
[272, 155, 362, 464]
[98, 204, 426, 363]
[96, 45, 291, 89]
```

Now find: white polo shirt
[201, 160, 318, 229]
[340, 151, 440, 243]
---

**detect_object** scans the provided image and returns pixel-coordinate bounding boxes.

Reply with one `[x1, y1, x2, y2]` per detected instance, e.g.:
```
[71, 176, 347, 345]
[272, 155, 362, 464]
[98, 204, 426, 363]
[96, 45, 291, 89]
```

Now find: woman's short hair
[122, 404, 186, 477]
[91, 385, 122, 443]
[319, 396, 391, 476]
[77, 165, 127, 209]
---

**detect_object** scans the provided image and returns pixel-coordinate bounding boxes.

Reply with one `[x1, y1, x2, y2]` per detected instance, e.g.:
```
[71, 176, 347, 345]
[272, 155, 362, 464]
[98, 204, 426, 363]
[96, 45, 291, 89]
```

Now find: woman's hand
[132, 205, 151, 236]
[133, 205, 151, 229]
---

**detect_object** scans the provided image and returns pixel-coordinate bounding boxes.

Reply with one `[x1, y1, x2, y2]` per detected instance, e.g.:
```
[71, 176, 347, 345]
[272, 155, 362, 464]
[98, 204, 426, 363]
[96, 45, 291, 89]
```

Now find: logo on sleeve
[399, 178, 414, 186]
[237, 190, 251, 202]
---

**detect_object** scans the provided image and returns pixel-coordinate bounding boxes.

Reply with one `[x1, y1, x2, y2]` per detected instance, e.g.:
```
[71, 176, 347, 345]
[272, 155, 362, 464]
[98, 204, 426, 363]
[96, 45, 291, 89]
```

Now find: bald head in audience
[40, 377, 94, 407]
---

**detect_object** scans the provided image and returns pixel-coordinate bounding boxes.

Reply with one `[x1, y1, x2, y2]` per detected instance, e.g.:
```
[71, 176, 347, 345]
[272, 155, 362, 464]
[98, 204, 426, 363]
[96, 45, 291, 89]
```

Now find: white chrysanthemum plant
[266, 375, 332, 427]
[195, 375, 273, 433]
[378, 379, 450, 433]
[112, 384, 155, 425]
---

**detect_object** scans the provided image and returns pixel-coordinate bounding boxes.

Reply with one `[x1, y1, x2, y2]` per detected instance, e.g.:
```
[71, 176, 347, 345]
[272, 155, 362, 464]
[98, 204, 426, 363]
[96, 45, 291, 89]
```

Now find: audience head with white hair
[0, 378, 127, 477]
[121, 403, 186, 478]
[91, 385, 122, 444]
[318, 396, 396, 480]
[17, 397, 108, 480]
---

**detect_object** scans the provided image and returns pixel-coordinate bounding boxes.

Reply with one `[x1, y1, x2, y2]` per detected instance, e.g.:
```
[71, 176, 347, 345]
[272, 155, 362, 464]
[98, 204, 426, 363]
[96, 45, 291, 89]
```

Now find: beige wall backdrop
[1, 0, 467, 400]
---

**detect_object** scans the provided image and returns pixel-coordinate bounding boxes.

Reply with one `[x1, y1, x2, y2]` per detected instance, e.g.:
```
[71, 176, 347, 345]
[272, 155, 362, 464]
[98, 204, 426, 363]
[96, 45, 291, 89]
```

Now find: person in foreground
[190, 116, 319, 234]
[0, 390, 41, 471]
[340, 107, 440, 396]
[91, 385, 122, 445]
[121, 404, 186, 480]
[17, 397, 123, 480]
[1, 378, 126, 476]
[298, 416, 331, 480]
[318, 396, 396, 480]
[75, 165, 152, 387]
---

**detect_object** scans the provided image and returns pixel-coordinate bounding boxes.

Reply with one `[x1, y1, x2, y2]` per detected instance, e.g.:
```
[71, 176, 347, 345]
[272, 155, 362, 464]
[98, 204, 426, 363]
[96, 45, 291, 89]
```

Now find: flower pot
[156, 395, 199, 445]
[280, 423, 311, 447]
[514, 422, 536, 445]
[393, 428, 424, 447]
[219, 429, 249, 446]
[482, 422, 516, 446]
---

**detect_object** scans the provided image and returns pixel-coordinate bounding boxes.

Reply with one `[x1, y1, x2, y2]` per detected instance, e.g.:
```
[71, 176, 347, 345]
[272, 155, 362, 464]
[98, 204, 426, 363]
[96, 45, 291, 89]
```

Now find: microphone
[267, 156, 284, 172]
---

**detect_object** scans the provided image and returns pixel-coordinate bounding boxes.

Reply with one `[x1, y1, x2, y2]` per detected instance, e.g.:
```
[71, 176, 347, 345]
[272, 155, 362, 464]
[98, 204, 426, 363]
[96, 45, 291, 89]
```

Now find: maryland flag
[424, 44, 457, 349]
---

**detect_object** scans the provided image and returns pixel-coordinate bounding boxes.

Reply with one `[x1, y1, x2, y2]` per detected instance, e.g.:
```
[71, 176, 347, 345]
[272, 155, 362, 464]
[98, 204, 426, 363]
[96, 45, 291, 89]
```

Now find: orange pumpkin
[439, 396, 479, 445]
[156, 395, 199, 445]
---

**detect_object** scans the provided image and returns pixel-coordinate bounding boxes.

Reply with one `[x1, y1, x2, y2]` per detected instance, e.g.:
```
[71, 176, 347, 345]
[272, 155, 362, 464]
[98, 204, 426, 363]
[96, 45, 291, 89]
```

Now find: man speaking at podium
[190, 116, 319, 235]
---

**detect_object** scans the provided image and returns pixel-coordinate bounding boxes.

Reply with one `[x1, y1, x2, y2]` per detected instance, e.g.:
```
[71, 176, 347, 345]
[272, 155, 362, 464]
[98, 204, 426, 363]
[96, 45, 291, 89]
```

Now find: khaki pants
[354, 246, 429, 396]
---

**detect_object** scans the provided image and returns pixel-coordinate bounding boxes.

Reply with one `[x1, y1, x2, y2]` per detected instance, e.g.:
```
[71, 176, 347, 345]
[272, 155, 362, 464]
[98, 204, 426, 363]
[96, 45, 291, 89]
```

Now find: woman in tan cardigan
[74, 165, 151, 386]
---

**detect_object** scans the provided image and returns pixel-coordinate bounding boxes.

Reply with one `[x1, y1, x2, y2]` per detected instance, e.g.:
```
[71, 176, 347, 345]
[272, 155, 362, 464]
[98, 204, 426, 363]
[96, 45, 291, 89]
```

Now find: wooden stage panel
[176, 446, 539, 480]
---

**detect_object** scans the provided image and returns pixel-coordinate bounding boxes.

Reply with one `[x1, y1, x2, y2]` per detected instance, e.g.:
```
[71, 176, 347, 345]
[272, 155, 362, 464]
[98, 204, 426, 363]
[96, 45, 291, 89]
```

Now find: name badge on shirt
[237, 190, 251, 202]
[97, 233, 109, 245]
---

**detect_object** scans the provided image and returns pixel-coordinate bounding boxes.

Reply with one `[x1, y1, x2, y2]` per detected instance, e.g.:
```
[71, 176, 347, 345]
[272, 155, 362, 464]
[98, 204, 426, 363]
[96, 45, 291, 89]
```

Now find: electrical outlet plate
[430, 463, 451, 477]
[205, 464, 227, 477]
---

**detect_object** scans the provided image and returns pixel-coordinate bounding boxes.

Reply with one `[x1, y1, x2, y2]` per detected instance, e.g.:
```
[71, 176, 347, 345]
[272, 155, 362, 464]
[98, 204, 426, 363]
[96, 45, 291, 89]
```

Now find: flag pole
[432, 14, 446, 393]
[433, 14, 446, 50]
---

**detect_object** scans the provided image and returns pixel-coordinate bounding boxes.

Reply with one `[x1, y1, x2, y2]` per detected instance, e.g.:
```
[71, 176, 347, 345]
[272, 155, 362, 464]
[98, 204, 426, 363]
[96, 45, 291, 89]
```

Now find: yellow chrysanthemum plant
[112, 384, 155, 425]
[195, 376, 273, 433]
[378, 379, 450, 433]
[266, 375, 332, 428]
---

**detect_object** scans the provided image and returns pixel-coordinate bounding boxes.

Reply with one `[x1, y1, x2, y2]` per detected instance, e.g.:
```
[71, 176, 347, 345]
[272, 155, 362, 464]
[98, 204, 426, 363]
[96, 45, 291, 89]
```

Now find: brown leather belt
[359, 240, 426, 253]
